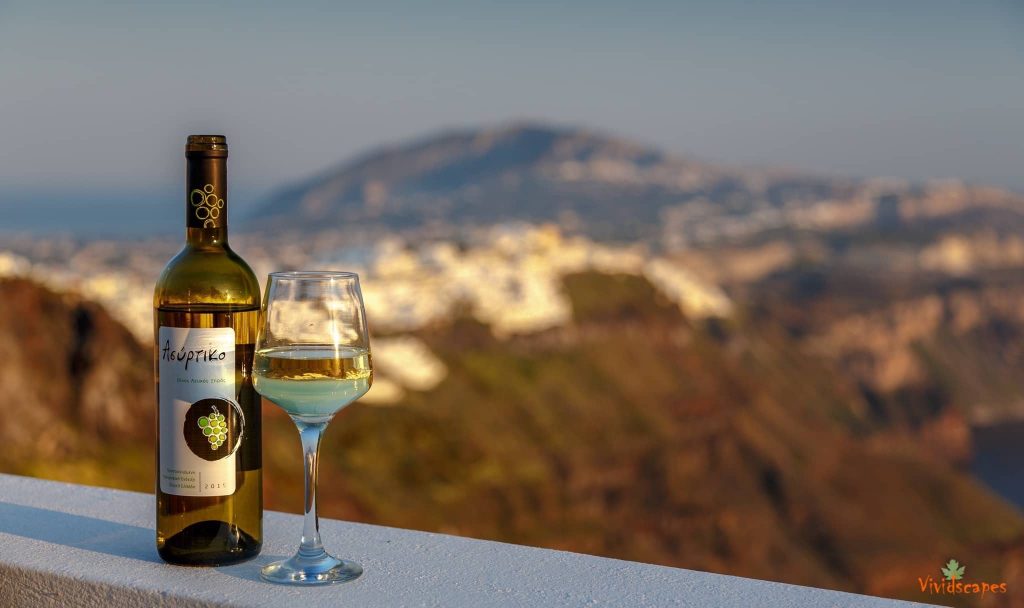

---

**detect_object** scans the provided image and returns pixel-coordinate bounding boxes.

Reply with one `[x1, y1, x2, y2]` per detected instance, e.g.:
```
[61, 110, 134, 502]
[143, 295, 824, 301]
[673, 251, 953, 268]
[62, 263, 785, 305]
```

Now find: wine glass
[252, 271, 372, 585]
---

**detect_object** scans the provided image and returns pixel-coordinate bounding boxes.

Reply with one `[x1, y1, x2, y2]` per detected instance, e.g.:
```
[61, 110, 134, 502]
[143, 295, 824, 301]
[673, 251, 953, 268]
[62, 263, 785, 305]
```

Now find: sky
[1, 0, 1022, 216]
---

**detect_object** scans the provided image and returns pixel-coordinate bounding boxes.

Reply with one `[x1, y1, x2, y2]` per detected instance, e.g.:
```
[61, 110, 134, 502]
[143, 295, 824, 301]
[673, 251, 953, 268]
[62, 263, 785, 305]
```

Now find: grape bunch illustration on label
[183, 397, 244, 461]
[190, 183, 224, 228]
[198, 407, 228, 450]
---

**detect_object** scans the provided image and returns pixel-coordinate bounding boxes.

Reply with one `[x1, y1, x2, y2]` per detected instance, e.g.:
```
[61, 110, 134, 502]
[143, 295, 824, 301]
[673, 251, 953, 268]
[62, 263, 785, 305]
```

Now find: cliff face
[748, 268, 1024, 443]
[0, 278, 152, 478]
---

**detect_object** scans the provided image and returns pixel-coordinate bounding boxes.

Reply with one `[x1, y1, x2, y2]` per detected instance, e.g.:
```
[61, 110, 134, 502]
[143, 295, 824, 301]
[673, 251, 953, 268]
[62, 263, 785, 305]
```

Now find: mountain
[248, 122, 862, 242]
[4, 275, 1023, 606]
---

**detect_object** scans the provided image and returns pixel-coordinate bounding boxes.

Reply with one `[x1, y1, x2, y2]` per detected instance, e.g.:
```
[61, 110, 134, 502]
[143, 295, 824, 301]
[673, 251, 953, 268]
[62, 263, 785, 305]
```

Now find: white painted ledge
[0, 473, 939, 607]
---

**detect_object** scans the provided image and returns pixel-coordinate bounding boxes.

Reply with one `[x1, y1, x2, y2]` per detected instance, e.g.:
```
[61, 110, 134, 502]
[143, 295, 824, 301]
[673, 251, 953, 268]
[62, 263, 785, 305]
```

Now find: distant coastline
[0, 189, 268, 238]
[0, 198, 175, 238]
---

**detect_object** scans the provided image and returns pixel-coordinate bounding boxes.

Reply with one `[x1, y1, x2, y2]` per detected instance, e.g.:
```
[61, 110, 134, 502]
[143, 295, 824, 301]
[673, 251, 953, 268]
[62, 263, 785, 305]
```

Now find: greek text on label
[160, 340, 228, 370]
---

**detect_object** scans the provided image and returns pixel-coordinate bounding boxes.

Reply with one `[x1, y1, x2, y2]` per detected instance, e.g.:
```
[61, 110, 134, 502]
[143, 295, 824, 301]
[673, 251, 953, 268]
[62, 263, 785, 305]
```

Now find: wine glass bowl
[252, 271, 371, 585]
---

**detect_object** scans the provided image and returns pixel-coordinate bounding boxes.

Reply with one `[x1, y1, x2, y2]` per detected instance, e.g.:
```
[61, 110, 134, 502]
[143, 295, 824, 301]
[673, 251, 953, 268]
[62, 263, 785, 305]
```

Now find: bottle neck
[185, 154, 229, 248]
[186, 226, 228, 247]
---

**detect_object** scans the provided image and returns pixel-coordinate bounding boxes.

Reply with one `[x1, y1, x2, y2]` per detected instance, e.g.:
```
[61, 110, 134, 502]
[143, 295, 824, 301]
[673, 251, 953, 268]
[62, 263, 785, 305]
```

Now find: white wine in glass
[255, 347, 372, 419]
[252, 271, 372, 585]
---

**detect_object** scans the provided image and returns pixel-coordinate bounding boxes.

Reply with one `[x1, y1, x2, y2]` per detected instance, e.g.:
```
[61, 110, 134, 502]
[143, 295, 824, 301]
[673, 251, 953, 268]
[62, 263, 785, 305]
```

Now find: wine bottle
[154, 135, 262, 565]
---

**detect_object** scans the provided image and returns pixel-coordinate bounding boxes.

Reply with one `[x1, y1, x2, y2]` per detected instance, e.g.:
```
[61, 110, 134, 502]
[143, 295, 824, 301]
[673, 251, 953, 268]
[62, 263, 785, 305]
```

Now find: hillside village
[0, 223, 732, 404]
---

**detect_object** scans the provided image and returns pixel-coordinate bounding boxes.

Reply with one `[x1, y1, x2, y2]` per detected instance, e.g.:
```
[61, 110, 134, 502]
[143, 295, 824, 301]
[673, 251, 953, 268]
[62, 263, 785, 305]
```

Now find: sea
[972, 421, 1024, 508]
[0, 189, 266, 238]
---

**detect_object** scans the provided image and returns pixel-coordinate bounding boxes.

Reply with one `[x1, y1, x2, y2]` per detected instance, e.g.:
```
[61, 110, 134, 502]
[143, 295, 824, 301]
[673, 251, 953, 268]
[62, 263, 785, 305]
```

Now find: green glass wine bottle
[154, 135, 262, 565]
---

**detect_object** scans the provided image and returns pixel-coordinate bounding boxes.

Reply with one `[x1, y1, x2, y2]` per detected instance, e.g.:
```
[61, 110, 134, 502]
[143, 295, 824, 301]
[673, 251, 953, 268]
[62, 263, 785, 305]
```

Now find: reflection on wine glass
[252, 271, 372, 585]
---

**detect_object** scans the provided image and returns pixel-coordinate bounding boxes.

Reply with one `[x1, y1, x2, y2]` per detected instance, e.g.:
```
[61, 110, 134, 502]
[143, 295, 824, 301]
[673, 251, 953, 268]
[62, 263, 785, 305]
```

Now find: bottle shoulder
[154, 244, 261, 309]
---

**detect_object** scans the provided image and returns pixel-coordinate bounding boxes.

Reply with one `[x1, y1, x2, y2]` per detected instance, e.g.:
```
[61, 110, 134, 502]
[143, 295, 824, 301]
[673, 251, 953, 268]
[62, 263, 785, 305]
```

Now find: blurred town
[0, 223, 733, 404]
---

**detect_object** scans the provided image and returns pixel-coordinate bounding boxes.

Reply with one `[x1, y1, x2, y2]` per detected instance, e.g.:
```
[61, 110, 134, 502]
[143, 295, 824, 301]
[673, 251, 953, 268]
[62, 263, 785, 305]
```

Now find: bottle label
[158, 326, 243, 496]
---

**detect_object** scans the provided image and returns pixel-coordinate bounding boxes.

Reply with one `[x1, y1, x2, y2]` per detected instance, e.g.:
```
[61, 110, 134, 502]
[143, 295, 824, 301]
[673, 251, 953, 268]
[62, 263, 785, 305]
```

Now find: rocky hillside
[4, 275, 1022, 606]
[0, 278, 152, 485]
[693, 240, 1024, 441]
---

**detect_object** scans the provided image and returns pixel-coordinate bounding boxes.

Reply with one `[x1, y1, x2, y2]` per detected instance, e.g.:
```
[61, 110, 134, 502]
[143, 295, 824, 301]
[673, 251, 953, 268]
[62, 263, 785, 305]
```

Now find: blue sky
[1, 0, 1022, 204]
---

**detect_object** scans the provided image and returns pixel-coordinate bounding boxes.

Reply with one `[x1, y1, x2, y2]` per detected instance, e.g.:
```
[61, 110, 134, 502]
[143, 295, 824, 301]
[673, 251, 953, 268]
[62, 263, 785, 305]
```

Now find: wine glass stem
[295, 419, 328, 559]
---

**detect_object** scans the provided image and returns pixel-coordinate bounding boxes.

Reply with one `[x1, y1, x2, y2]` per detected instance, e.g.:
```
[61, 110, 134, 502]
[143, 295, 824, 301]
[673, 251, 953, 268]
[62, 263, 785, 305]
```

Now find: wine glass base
[260, 553, 363, 586]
